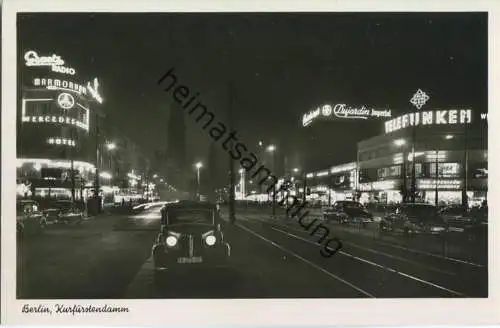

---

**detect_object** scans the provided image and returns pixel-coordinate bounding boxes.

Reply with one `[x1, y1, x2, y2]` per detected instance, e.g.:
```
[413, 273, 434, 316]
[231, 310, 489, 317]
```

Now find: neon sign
[22, 115, 88, 130]
[87, 78, 103, 104]
[410, 89, 430, 109]
[34, 77, 87, 95]
[418, 179, 461, 190]
[47, 137, 76, 147]
[21, 98, 90, 131]
[302, 104, 392, 127]
[384, 109, 472, 134]
[57, 93, 75, 109]
[32, 77, 103, 104]
[24, 50, 76, 75]
[359, 180, 397, 191]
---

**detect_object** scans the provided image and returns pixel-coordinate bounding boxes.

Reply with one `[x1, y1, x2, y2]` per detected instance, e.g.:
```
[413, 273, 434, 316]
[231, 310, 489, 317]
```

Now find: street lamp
[195, 162, 203, 199]
[106, 142, 116, 151]
[266, 144, 277, 217]
[293, 167, 300, 173]
[394, 138, 406, 147]
[393, 139, 408, 202]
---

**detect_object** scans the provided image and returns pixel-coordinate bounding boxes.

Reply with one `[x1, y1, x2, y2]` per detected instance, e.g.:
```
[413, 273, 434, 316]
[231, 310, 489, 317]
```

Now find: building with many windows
[305, 107, 488, 207]
[17, 50, 103, 201]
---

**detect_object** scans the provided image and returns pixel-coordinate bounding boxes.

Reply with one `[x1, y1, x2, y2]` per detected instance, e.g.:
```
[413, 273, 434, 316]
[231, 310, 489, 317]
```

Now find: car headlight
[205, 235, 216, 246]
[166, 236, 178, 247]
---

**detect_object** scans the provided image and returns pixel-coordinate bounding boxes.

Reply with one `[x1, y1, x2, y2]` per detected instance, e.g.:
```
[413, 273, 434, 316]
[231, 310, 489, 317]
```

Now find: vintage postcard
[2, 0, 499, 325]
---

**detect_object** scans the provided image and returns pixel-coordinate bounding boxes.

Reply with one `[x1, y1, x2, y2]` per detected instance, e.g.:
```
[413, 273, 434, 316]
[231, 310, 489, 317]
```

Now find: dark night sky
[18, 12, 487, 172]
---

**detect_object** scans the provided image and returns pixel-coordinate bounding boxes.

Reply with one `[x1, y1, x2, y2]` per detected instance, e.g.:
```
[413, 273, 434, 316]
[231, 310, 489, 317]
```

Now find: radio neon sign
[384, 109, 472, 134]
[24, 50, 76, 75]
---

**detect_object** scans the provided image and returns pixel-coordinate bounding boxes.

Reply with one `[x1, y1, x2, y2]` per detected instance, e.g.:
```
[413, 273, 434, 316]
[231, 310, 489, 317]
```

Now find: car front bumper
[152, 242, 231, 270]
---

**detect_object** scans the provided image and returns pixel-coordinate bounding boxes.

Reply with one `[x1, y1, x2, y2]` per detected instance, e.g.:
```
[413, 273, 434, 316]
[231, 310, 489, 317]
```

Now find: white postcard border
[2, 0, 499, 325]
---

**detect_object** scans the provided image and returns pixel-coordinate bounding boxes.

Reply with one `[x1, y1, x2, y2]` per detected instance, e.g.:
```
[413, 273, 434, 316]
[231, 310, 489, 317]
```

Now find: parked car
[16, 199, 47, 236]
[379, 203, 446, 235]
[42, 200, 84, 225]
[324, 201, 374, 224]
[439, 205, 474, 232]
[152, 200, 231, 283]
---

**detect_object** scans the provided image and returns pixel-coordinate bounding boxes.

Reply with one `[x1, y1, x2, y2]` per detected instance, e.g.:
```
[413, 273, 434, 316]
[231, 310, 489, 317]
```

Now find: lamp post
[394, 138, 407, 202]
[195, 162, 203, 199]
[462, 126, 469, 208]
[267, 144, 277, 217]
[239, 168, 246, 199]
[94, 114, 101, 211]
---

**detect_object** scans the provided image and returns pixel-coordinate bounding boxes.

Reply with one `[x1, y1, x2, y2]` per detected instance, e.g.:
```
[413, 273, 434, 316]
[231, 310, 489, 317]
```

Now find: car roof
[18, 200, 37, 204]
[163, 200, 217, 210]
[400, 203, 436, 208]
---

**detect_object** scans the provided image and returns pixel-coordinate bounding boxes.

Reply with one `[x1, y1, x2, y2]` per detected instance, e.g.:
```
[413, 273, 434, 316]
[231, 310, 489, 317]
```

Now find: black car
[152, 201, 231, 280]
[380, 203, 447, 235]
[16, 199, 47, 236]
[324, 201, 374, 224]
[42, 200, 84, 225]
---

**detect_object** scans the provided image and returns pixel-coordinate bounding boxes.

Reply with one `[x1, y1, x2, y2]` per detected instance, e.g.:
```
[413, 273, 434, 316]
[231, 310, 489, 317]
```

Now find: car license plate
[177, 256, 203, 264]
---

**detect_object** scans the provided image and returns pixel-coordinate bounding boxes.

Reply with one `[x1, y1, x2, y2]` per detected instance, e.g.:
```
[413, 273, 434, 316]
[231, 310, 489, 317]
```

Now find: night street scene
[16, 12, 488, 299]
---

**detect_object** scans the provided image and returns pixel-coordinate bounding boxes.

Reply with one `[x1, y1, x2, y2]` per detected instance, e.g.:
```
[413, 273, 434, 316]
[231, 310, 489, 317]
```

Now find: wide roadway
[17, 205, 488, 299]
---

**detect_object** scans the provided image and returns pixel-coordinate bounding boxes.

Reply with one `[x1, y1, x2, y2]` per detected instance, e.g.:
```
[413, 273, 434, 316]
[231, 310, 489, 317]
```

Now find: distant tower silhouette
[166, 105, 187, 190]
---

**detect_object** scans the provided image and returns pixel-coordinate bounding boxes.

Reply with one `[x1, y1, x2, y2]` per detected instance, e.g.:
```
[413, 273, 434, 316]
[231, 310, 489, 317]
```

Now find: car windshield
[168, 209, 213, 225]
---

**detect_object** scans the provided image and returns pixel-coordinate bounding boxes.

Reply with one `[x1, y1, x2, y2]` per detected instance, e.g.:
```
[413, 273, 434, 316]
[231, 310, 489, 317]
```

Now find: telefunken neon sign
[24, 50, 76, 75]
[384, 109, 472, 134]
[302, 104, 392, 127]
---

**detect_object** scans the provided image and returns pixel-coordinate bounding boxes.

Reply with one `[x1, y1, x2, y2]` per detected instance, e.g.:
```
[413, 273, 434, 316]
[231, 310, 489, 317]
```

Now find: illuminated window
[405, 163, 423, 177]
[430, 162, 461, 178]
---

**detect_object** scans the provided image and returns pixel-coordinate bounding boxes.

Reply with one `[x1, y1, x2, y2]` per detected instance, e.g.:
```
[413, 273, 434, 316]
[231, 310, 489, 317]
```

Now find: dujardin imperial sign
[302, 103, 392, 127]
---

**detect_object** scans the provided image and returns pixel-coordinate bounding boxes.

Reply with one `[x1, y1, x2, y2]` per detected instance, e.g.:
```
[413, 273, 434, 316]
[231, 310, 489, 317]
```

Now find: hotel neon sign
[384, 109, 472, 134]
[47, 137, 76, 147]
[303, 104, 392, 127]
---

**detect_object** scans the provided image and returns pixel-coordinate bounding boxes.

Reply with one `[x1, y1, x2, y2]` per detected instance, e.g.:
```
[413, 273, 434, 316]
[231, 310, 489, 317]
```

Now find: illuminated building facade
[17, 50, 103, 200]
[304, 163, 357, 205]
[305, 108, 488, 207]
[357, 108, 487, 206]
